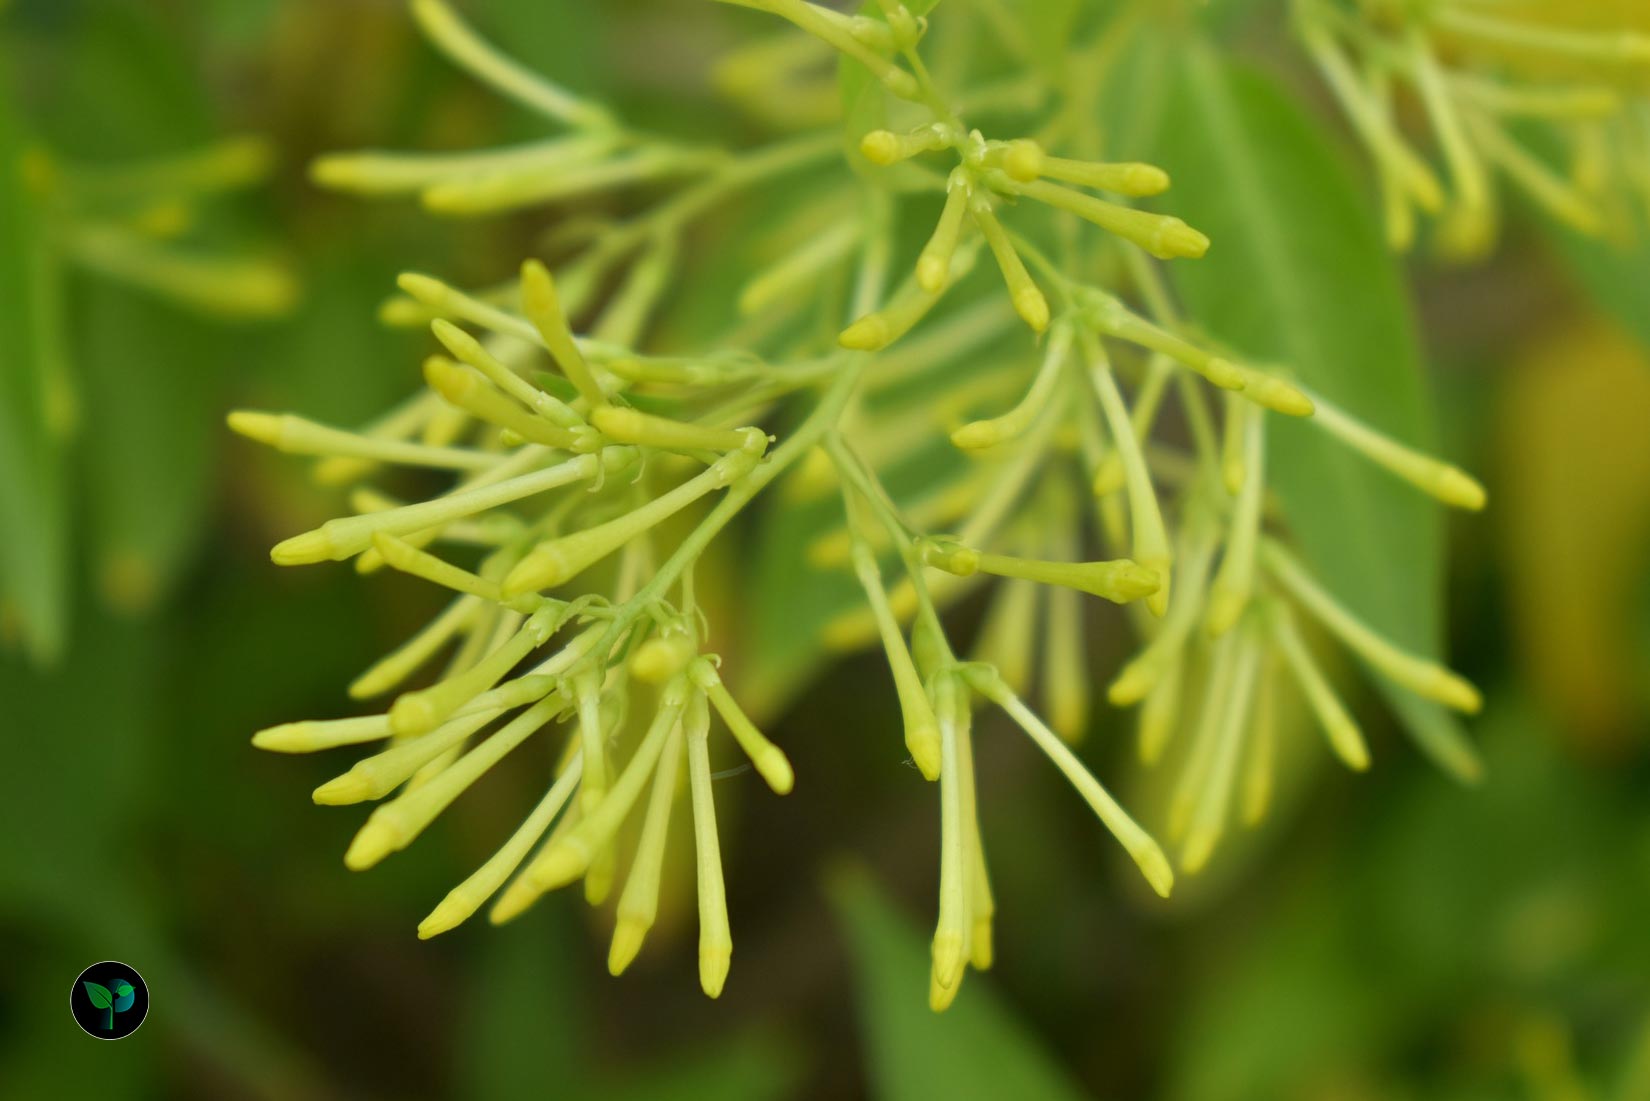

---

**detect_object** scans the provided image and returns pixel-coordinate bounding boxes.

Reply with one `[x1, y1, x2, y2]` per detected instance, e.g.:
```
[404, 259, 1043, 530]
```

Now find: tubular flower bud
[920, 539, 1160, 605]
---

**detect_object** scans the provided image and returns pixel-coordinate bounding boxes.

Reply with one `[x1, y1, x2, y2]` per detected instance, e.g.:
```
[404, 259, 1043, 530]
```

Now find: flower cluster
[1294, 0, 1650, 254]
[239, 0, 1487, 1009]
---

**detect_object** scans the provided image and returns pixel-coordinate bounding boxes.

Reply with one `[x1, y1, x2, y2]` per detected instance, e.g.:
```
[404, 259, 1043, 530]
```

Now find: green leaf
[1149, 43, 1479, 779]
[1023, 0, 1082, 78]
[83, 981, 114, 1010]
[460, 914, 588, 1100]
[1550, 228, 1650, 356]
[0, 608, 157, 911]
[1508, 123, 1650, 359]
[740, 486, 863, 718]
[30, 0, 215, 157]
[460, 912, 801, 1101]
[582, 1030, 802, 1101]
[475, 0, 607, 98]
[829, 864, 1091, 1101]
[76, 279, 223, 615]
[1169, 698, 1649, 1100]
[0, 59, 70, 664]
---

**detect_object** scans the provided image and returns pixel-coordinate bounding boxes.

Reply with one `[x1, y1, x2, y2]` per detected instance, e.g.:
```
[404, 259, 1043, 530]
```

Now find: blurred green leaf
[1025, 0, 1082, 78]
[201, 0, 284, 49]
[1169, 898, 1391, 1101]
[76, 278, 223, 614]
[741, 486, 862, 718]
[461, 912, 588, 1101]
[1510, 119, 1650, 361]
[0, 62, 70, 664]
[32, 0, 214, 157]
[257, 250, 419, 422]
[0, 609, 154, 908]
[1151, 43, 1478, 779]
[473, 0, 606, 101]
[1168, 697, 1650, 1101]
[830, 864, 1092, 1101]
[1551, 228, 1650, 358]
[586, 1030, 802, 1101]
[462, 909, 801, 1101]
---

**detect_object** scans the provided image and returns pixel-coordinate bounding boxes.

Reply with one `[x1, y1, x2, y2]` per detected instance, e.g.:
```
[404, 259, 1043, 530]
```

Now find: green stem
[825, 436, 956, 666]
[595, 357, 866, 657]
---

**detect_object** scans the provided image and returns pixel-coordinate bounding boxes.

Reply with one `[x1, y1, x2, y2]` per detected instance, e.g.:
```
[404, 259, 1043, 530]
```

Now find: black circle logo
[70, 961, 148, 1039]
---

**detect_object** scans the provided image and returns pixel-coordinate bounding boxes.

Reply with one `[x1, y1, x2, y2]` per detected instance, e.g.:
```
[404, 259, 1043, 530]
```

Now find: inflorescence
[237, 0, 1490, 1009]
[1295, 0, 1650, 254]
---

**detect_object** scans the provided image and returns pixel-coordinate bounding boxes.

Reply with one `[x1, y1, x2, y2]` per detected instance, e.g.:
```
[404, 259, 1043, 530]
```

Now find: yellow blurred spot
[1499, 316, 1650, 747]
[99, 551, 159, 614]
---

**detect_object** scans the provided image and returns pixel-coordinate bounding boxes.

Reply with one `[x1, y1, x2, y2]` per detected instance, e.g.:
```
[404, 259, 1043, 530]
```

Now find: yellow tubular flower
[684, 689, 734, 998]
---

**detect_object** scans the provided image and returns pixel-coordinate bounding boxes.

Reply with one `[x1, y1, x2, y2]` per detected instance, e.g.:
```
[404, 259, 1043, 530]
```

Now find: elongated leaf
[581, 1031, 801, 1101]
[1511, 119, 1650, 359]
[31, 0, 214, 158]
[1150, 43, 1479, 779]
[1024, 0, 1081, 79]
[77, 280, 224, 615]
[829, 865, 1091, 1101]
[461, 911, 800, 1101]
[478, 0, 606, 98]
[741, 486, 865, 719]
[83, 981, 114, 1010]
[460, 914, 588, 1101]
[0, 60, 69, 664]
[1551, 228, 1650, 357]
[0, 609, 156, 908]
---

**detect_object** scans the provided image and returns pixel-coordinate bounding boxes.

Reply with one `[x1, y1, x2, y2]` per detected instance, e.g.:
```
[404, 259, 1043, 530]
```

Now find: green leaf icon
[83, 980, 121, 1030]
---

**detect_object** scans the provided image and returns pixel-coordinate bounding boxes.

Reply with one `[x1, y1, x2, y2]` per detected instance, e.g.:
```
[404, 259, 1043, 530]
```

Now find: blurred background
[2, 1, 1648, 1098]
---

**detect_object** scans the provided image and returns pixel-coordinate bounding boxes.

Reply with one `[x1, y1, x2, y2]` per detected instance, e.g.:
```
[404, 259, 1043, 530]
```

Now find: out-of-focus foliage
[1, 0, 298, 662]
[0, 51, 67, 664]
[1498, 319, 1650, 748]
[1, 1, 1647, 1099]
